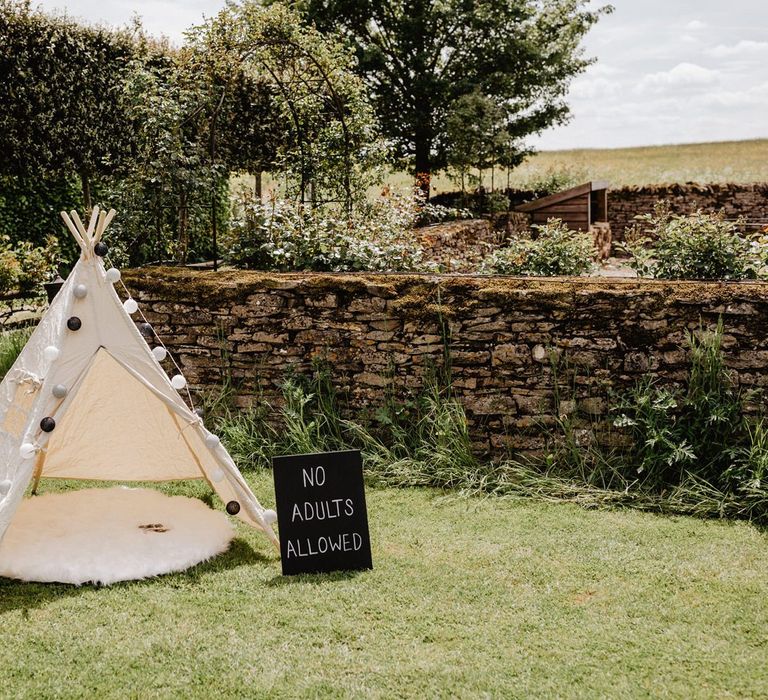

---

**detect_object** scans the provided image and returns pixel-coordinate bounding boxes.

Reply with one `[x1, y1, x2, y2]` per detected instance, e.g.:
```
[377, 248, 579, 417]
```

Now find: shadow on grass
[176, 537, 274, 582]
[265, 569, 364, 587]
[0, 538, 274, 614]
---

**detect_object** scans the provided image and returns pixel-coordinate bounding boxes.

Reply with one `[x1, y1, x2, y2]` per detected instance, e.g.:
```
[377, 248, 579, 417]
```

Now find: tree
[0, 0, 138, 208]
[293, 0, 611, 191]
[187, 1, 385, 211]
[445, 91, 509, 193]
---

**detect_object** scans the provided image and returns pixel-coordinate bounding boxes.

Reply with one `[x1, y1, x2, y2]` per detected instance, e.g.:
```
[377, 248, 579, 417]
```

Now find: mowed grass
[1, 472, 767, 698]
[381, 138, 768, 193]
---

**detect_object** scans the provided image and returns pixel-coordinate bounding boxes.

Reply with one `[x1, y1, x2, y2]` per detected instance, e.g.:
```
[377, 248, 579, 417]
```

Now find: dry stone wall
[610, 183, 768, 243]
[414, 219, 504, 272]
[0, 294, 45, 329]
[122, 268, 768, 457]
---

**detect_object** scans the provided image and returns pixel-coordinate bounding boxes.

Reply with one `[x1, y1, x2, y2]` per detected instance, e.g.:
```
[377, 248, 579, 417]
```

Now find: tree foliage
[186, 1, 385, 209]
[0, 0, 138, 206]
[294, 0, 611, 184]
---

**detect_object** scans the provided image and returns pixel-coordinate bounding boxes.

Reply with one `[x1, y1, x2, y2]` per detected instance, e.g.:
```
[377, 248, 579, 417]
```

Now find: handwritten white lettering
[285, 532, 363, 558]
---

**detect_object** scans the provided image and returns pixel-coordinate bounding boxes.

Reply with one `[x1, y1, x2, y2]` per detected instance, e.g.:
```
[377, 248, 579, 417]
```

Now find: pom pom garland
[67, 316, 82, 331]
[0, 480, 11, 497]
[211, 470, 225, 483]
[205, 434, 220, 449]
[123, 298, 139, 314]
[152, 346, 167, 362]
[226, 501, 241, 515]
[40, 417, 56, 433]
[263, 509, 278, 525]
[105, 268, 121, 284]
[73, 284, 88, 299]
[94, 241, 109, 257]
[44, 346, 60, 362]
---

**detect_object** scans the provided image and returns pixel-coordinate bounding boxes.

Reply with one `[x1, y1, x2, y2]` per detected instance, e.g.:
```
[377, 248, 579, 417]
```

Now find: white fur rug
[0, 487, 234, 586]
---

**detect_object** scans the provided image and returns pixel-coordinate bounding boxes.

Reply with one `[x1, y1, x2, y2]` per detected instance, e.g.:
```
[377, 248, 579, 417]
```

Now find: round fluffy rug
[0, 487, 234, 586]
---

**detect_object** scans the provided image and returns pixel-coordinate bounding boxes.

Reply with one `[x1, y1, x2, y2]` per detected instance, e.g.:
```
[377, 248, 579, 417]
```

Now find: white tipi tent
[0, 207, 279, 562]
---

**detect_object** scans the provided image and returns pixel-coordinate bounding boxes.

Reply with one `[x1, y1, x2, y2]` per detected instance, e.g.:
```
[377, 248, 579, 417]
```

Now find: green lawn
[2, 472, 767, 698]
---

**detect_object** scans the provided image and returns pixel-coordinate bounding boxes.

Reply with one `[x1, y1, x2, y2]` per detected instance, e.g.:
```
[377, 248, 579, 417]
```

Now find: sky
[31, 0, 768, 151]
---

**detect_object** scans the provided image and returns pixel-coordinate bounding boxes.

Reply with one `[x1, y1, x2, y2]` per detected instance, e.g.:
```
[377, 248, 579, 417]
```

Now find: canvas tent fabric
[0, 207, 278, 550]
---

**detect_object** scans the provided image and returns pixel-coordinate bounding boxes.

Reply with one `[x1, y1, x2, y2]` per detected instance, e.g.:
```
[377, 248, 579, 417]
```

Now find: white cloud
[635, 62, 719, 95]
[586, 63, 623, 78]
[707, 40, 768, 58]
[701, 81, 768, 108]
[685, 20, 707, 31]
[569, 77, 622, 100]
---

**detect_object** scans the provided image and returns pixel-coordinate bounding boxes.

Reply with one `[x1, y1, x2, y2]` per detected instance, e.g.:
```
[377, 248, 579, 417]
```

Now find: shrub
[612, 321, 756, 494]
[482, 218, 595, 276]
[415, 200, 473, 226]
[0, 244, 21, 294]
[623, 202, 757, 280]
[223, 189, 435, 272]
[0, 235, 59, 295]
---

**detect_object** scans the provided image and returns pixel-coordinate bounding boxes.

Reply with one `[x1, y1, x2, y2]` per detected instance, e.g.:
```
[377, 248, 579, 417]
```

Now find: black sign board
[272, 449, 373, 576]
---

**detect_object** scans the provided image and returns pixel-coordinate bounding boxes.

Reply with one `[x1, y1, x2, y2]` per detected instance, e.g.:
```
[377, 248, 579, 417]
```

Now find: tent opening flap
[42, 349, 204, 481]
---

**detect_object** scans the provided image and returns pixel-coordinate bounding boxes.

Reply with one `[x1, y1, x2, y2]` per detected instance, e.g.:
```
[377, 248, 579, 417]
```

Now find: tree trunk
[254, 171, 262, 201]
[211, 187, 218, 272]
[414, 133, 432, 199]
[209, 90, 226, 272]
[177, 191, 189, 265]
[79, 168, 92, 212]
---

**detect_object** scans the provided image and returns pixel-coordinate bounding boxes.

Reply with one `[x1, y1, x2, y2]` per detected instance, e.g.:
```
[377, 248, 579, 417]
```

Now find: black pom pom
[139, 322, 154, 339]
[94, 242, 109, 257]
[226, 501, 241, 515]
[40, 417, 56, 432]
[67, 316, 82, 331]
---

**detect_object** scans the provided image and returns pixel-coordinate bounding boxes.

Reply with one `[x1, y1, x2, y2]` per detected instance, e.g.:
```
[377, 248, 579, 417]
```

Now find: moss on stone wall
[122, 267, 768, 456]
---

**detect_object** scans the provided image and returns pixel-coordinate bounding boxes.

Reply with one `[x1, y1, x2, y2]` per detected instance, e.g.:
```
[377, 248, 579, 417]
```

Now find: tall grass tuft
[0, 327, 33, 381]
[208, 323, 768, 526]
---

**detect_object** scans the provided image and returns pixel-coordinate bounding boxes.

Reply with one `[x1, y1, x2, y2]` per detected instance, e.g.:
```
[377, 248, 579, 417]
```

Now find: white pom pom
[211, 469, 225, 483]
[105, 268, 121, 284]
[0, 480, 11, 497]
[263, 509, 278, 525]
[152, 346, 167, 362]
[73, 284, 88, 299]
[19, 443, 37, 460]
[43, 346, 60, 362]
[171, 374, 187, 390]
[123, 298, 139, 314]
[205, 434, 220, 449]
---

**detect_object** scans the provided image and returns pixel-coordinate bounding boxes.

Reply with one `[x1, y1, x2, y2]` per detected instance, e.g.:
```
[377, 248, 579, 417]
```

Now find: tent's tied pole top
[60, 207, 116, 258]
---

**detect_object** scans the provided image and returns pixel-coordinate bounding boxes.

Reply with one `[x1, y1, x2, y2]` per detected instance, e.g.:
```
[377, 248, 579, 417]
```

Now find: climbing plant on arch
[183, 1, 385, 211]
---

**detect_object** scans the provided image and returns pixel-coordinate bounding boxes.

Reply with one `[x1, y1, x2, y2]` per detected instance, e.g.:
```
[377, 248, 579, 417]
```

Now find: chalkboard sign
[272, 450, 373, 576]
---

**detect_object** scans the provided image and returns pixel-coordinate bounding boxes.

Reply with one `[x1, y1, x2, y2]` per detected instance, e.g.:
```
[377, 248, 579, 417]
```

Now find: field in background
[383, 138, 768, 194]
[235, 138, 768, 202]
